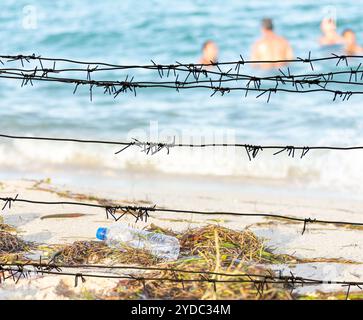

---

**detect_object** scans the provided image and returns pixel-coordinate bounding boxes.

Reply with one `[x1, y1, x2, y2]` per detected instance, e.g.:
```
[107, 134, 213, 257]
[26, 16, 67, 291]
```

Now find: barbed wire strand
[2, 66, 363, 87]
[0, 69, 361, 103]
[0, 262, 308, 280]
[1, 195, 363, 234]
[0, 264, 361, 300]
[0, 53, 363, 102]
[2, 133, 363, 160]
[0, 52, 360, 70]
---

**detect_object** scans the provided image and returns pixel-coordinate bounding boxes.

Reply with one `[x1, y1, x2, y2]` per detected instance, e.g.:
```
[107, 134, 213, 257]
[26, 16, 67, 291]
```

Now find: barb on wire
[300, 146, 310, 158]
[331, 53, 349, 67]
[297, 51, 315, 71]
[1, 193, 18, 210]
[105, 205, 155, 223]
[349, 63, 362, 82]
[245, 145, 263, 161]
[115, 137, 176, 155]
[273, 146, 296, 158]
[302, 218, 317, 235]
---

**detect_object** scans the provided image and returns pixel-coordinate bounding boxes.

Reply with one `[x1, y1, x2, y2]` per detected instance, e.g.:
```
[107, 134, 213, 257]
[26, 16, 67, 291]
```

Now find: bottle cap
[96, 227, 108, 240]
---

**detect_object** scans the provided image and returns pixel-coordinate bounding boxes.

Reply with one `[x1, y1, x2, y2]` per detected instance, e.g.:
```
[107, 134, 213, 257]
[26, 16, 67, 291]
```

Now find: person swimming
[199, 40, 218, 66]
[251, 18, 294, 69]
[342, 29, 363, 55]
[319, 17, 343, 46]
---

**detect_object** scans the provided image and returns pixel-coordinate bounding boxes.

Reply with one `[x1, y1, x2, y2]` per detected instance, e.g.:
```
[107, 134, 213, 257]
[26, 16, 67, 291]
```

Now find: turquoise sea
[0, 0, 363, 194]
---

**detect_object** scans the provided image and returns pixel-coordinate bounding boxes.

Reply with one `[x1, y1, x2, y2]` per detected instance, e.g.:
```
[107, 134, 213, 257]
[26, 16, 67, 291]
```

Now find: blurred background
[0, 0, 363, 197]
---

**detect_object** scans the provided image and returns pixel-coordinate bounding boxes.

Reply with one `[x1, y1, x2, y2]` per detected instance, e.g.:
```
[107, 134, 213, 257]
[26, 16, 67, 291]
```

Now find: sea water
[0, 0, 363, 195]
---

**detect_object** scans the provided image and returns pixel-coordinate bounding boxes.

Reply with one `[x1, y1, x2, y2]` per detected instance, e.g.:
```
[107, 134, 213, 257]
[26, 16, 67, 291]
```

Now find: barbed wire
[2, 65, 363, 87]
[2, 133, 363, 160]
[0, 261, 302, 281]
[3, 63, 363, 88]
[2, 69, 362, 103]
[0, 52, 360, 71]
[0, 68, 361, 102]
[1, 194, 363, 234]
[1, 53, 363, 102]
[0, 262, 361, 299]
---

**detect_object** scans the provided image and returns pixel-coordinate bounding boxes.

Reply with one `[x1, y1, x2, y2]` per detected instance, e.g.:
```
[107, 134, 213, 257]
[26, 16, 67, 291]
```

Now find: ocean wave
[1, 139, 362, 195]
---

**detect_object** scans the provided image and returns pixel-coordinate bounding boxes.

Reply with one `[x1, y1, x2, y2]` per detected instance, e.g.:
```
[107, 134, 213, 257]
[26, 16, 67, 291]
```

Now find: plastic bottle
[96, 224, 180, 260]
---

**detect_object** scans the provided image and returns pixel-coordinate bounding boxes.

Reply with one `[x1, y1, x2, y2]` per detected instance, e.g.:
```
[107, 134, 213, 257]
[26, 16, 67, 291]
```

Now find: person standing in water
[319, 18, 343, 46]
[251, 18, 294, 69]
[342, 29, 363, 54]
[199, 40, 219, 66]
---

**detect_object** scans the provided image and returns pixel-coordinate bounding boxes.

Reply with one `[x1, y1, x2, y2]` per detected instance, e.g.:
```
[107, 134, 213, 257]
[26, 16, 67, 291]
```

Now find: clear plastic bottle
[96, 224, 180, 261]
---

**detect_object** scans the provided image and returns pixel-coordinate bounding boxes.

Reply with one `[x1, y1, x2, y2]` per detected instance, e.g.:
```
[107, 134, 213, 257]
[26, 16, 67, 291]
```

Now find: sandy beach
[1, 169, 363, 299]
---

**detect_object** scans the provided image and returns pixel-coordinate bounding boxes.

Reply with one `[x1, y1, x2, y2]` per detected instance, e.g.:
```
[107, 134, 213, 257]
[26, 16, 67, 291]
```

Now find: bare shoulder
[279, 36, 293, 50]
[253, 38, 263, 48]
[277, 35, 289, 44]
[251, 38, 264, 60]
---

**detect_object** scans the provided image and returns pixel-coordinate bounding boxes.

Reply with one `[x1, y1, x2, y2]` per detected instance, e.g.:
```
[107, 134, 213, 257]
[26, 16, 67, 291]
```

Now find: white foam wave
[0, 139, 362, 195]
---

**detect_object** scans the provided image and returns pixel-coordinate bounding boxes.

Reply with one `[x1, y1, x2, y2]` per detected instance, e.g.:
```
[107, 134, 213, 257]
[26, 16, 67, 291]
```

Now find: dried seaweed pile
[106, 225, 296, 300]
[179, 225, 295, 264]
[53, 240, 159, 266]
[0, 230, 30, 263]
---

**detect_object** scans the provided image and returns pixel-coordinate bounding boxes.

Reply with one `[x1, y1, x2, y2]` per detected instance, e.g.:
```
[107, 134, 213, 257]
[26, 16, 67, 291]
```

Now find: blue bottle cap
[96, 227, 108, 240]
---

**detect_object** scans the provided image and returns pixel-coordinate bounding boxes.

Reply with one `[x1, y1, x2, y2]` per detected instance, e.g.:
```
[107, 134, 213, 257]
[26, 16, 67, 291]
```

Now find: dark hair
[262, 18, 273, 31]
[202, 40, 214, 50]
[342, 28, 354, 36]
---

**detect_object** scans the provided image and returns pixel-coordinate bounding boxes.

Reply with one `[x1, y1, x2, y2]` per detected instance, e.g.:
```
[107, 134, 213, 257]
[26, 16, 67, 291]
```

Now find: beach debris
[0, 224, 356, 300]
[0, 231, 27, 253]
[145, 223, 179, 237]
[96, 224, 180, 261]
[108, 225, 295, 300]
[110, 263, 294, 300]
[0, 216, 16, 232]
[54, 279, 99, 299]
[52, 241, 112, 264]
[52, 240, 159, 266]
[0, 223, 31, 263]
[40, 213, 93, 220]
[179, 225, 294, 264]
[0, 230, 30, 263]
[0, 223, 16, 232]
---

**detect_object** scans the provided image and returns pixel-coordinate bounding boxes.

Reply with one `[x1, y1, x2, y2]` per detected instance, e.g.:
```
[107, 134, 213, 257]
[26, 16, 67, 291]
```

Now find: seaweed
[52, 240, 159, 266]
[108, 227, 294, 300]
[0, 231, 31, 263]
